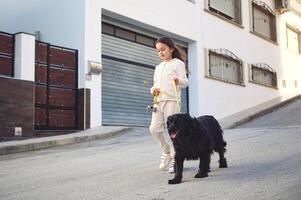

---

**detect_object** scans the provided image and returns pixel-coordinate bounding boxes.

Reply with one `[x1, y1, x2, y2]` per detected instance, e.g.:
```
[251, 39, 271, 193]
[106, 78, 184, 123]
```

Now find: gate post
[14, 32, 35, 81]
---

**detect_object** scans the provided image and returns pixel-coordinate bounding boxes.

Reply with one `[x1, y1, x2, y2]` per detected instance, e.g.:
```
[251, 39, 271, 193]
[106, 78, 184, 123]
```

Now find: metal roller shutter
[102, 30, 188, 126]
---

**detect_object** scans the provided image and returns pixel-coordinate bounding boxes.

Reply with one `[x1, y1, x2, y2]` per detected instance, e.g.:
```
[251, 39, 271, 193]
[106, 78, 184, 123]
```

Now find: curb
[0, 127, 131, 155]
[226, 95, 301, 129]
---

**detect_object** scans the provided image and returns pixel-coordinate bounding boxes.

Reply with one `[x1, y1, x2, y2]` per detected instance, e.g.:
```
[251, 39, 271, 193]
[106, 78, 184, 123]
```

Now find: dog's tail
[222, 141, 227, 148]
[211, 116, 227, 149]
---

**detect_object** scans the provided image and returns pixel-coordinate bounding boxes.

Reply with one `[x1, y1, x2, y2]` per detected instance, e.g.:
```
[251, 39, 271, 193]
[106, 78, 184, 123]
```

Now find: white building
[0, 0, 300, 133]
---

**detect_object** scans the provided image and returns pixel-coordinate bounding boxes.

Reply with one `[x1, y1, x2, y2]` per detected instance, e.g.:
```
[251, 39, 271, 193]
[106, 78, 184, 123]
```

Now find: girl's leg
[149, 102, 171, 170]
[163, 101, 179, 173]
[149, 104, 170, 154]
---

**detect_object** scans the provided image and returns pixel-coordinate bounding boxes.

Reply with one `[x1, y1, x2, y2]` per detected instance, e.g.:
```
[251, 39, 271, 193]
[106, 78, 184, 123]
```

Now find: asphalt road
[1, 100, 301, 200]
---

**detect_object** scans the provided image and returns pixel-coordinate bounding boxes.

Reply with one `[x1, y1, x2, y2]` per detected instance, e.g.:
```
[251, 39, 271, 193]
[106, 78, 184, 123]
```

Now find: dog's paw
[219, 161, 228, 168]
[219, 163, 228, 168]
[168, 178, 182, 184]
[194, 173, 208, 178]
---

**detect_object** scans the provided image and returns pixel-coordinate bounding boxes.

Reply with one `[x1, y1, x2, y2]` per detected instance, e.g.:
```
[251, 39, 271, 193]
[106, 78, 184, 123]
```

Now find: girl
[149, 36, 189, 173]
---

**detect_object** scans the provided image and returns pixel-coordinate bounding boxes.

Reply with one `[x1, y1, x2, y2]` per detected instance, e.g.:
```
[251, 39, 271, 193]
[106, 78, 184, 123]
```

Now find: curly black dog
[166, 113, 228, 184]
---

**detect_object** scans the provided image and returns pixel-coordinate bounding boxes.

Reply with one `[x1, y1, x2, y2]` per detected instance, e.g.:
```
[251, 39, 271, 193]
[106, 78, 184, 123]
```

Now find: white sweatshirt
[150, 58, 188, 103]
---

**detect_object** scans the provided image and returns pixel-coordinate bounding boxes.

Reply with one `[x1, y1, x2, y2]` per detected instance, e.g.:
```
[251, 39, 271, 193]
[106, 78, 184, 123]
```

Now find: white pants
[149, 101, 179, 159]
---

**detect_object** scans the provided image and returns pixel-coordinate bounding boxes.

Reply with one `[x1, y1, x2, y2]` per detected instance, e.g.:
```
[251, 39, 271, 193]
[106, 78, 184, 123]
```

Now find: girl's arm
[176, 61, 188, 88]
[150, 65, 160, 95]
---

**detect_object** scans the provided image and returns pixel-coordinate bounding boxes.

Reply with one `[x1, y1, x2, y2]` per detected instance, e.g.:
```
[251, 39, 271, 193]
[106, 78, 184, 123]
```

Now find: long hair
[156, 36, 189, 74]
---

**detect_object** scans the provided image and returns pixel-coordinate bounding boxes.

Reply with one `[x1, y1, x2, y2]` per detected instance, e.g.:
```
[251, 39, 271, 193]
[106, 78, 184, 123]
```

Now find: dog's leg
[195, 153, 210, 178]
[217, 147, 228, 168]
[168, 155, 183, 184]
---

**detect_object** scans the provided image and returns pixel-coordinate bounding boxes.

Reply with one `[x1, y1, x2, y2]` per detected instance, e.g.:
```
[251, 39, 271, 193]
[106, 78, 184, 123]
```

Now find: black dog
[166, 113, 228, 184]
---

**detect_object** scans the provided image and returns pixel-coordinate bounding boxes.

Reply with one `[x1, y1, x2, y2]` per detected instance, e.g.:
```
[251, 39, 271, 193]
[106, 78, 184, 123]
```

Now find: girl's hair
[156, 36, 189, 74]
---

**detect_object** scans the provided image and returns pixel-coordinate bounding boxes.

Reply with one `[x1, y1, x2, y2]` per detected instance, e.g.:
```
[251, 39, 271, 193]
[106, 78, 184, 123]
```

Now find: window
[115, 28, 135, 42]
[136, 35, 155, 47]
[102, 23, 114, 35]
[207, 49, 244, 85]
[250, 63, 277, 88]
[286, 25, 301, 54]
[101, 22, 156, 47]
[251, 1, 277, 42]
[207, 0, 242, 24]
[101, 22, 188, 50]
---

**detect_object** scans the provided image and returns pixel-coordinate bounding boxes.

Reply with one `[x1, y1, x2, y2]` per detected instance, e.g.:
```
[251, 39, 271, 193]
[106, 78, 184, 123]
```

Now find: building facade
[0, 0, 300, 137]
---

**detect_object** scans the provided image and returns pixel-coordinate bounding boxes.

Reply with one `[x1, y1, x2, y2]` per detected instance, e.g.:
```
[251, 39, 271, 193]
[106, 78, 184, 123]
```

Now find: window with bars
[251, 1, 277, 42]
[208, 49, 244, 85]
[286, 25, 301, 54]
[250, 63, 277, 88]
[207, 0, 242, 24]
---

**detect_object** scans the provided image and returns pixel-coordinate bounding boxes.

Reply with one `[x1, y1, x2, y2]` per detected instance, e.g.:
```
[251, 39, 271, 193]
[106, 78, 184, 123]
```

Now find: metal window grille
[252, 1, 277, 42]
[251, 63, 277, 88]
[208, 0, 241, 23]
[208, 49, 243, 84]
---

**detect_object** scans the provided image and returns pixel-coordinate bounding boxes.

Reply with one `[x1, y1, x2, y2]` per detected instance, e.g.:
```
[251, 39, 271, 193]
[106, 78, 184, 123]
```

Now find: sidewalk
[219, 94, 301, 128]
[0, 126, 131, 155]
[1, 94, 300, 155]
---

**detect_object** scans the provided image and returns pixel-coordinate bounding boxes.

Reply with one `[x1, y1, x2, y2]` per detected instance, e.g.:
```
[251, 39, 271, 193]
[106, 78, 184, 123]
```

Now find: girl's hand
[152, 88, 160, 96]
[174, 78, 179, 85]
[171, 71, 179, 85]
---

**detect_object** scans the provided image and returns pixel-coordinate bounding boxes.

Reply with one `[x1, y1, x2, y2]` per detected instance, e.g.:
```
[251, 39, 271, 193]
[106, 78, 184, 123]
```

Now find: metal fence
[0, 31, 14, 77]
[35, 41, 78, 130]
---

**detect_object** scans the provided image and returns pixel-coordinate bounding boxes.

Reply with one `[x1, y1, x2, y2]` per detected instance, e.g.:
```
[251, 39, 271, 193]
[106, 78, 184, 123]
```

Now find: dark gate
[35, 41, 78, 130]
[0, 31, 14, 77]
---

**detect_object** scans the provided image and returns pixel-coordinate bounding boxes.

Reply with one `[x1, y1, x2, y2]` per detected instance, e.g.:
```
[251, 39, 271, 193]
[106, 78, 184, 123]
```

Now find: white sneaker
[168, 159, 175, 174]
[159, 153, 171, 170]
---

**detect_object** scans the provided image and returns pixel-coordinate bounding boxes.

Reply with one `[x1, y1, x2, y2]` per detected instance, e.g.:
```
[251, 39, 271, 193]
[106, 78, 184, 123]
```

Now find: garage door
[101, 22, 188, 126]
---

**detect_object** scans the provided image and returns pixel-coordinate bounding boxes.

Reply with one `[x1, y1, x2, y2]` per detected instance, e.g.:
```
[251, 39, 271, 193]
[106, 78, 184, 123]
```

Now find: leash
[172, 80, 181, 112]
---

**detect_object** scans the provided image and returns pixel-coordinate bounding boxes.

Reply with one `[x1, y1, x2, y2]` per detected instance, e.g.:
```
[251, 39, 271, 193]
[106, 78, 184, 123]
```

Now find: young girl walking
[149, 36, 189, 173]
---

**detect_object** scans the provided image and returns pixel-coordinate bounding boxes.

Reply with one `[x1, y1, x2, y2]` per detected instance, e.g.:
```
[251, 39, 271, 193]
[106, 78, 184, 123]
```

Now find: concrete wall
[198, 0, 282, 118]
[278, 10, 301, 96]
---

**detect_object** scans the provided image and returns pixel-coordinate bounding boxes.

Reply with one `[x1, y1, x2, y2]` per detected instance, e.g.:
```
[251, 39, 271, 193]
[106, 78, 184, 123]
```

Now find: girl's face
[156, 42, 174, 61]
